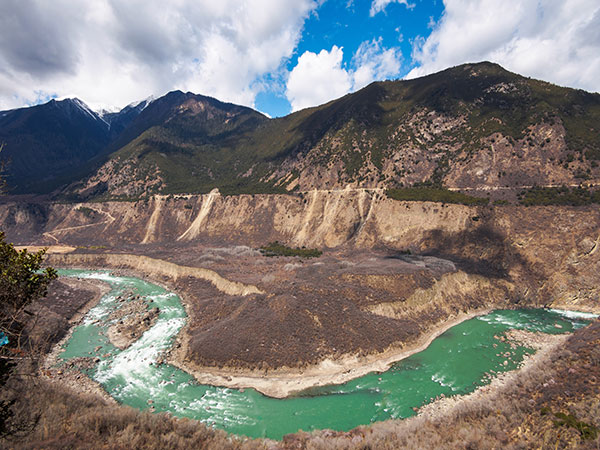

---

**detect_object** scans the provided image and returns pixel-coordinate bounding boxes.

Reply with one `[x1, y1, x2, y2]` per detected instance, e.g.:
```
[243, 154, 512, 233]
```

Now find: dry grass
[2, 278, 599, 449]
[1, 373, 266, 450]
[3, 321, 598, 449]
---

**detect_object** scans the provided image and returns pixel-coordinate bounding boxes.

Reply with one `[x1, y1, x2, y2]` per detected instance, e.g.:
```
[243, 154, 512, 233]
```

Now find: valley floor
[41, 246, 513, 394]
[2, 196, 598, 447]
[25, 242, 600, 398]
[2, 272, 598, 449]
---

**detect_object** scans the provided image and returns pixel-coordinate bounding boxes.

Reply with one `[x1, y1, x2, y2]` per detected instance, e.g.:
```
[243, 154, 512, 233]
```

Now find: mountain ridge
[2, 61, 599, 200]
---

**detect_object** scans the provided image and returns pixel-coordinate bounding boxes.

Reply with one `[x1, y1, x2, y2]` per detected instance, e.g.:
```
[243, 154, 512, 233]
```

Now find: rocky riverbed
[107, 293, 160, 350]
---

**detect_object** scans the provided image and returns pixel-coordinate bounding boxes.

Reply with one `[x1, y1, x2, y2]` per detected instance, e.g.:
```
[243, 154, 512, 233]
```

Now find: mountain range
[1, 62, 599, 200]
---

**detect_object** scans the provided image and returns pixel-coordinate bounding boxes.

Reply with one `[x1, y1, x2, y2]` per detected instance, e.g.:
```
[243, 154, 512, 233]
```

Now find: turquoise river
[57, 269, 598, 440]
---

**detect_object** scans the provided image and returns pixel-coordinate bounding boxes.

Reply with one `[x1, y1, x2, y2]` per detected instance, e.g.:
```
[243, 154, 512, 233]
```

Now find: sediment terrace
[2, 190, 598, 307]
[2, 191, 599, 394]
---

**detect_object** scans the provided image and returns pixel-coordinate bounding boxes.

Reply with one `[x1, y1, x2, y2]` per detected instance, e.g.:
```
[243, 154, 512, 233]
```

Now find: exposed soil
[2, 192, 599, 447]
[43, 250, 511, 371]
[32, 233, 597, 398]
[23, 277, 109, 353]
[166, 308, 491, 398]
[5, 313, 598, 449]
[2, 193, 599, 399]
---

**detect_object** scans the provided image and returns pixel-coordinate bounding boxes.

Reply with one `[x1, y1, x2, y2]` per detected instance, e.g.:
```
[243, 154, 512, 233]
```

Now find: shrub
[76, 206, 95, 218]
[519, 186, 600, 206]
[259, 242, 322, 258]
[546, 409, 599, 440]
[0, 232, 57, 436]
[385, 187, 489, 206]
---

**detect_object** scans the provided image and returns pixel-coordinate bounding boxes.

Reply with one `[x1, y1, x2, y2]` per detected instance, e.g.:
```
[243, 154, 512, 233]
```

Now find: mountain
[0, 98, 110, 193]
[100, 97, 154, 139]
[0, 97, 148, 194]
[76, 62, 600, 199]
[2, 62, 600, 199]
[71, 90, 269, 197]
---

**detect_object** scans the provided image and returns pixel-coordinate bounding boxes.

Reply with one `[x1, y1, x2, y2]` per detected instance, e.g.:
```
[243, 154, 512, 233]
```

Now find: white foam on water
[74, 271, 125, 284]
[95, 317, 185, 384]
[549, 309, 599, 320]
[477, 314, 525, 328]
[431, 372, 457, 391]
[150, 293, 178, 301]
[181, 390, 256, 427]
[83, 295, 118, 323]
[157, 306, 185, 315]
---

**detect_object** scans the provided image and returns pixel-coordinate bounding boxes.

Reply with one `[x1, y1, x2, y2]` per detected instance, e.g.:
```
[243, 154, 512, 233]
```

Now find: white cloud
[286, 46, 352, 112]
[406, 0, 600, 93]
[0, 0, 317, 110]
[286, 40, 402, 112]
[352, 38, 402, 89]
[370, 0, 414, 17]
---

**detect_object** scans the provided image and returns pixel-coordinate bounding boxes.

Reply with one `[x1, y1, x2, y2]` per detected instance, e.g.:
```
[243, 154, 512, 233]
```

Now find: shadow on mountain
[417, 223, 536, 280]
[270, 82, 388, 161]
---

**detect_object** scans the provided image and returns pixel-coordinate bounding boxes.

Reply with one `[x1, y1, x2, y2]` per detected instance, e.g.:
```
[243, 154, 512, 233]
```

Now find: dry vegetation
[1, 262, 598, 449]
[1, 373, 265, 449]
[2, 320, 598, 449]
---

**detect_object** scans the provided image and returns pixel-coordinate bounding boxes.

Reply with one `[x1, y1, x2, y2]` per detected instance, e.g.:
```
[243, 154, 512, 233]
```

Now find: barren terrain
[3, 191, 598, 395]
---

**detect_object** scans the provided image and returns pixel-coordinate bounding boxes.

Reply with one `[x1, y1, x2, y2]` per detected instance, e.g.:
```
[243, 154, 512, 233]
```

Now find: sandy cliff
[1, 191, 597, 310]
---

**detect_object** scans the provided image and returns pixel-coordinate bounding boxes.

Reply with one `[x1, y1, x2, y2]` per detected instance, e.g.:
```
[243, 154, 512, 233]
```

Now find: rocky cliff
[1, 191, 598, 311]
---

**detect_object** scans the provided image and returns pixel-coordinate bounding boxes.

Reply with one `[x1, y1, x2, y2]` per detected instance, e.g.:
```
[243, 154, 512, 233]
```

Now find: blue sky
[0, 1, 599, 116]
[256, 0, 444, 116]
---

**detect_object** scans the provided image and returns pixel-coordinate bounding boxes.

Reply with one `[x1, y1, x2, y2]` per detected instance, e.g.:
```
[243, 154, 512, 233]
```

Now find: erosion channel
[53, 269, 598, 440]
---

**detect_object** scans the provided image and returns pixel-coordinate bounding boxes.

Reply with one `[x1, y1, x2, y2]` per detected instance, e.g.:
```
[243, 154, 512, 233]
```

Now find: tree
[0, 231, 57, 436]
[0, 232, 57, 354]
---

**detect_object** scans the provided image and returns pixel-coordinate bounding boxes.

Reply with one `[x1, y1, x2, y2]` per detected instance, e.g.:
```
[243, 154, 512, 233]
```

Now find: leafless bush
[1, 377, 266, 449]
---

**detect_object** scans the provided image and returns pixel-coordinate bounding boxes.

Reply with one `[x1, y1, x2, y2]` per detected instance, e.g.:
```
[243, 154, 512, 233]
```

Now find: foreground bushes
[0, 375, 264, 449]
[5, 322, 598, 449]
[286, 321, 600, 449]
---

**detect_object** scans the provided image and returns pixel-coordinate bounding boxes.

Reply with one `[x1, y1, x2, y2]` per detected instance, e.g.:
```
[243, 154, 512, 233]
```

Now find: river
[57, 269, 597, 440]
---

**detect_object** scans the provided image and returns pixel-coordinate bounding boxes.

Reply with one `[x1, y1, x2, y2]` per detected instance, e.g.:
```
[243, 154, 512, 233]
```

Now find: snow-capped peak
[67, 98, 111, 128]
[71, 98, 99, 119]
[95, 105, 122, 118]
[50, 97, 110, 128]
[126, 95, 156, 111]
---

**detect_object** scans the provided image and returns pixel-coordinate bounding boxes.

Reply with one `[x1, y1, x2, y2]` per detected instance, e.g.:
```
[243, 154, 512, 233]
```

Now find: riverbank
[7, 285, 599, 448]
[167, 308, 491, 398]
[46, 261, 600, 400]
[283, 319, 600, 449]
[42, 275, 117, 405]
[416, 329, 568, 421]
[42, 261, 498, 397]
[37, 268, 599, 442]
[43, 258, 600, 400]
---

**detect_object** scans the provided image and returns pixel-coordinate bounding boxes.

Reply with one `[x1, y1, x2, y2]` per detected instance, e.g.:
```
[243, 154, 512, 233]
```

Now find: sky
[0, 0, 599, 117]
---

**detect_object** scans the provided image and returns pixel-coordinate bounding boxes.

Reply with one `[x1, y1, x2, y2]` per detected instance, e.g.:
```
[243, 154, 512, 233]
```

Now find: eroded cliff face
[0, 190, 469, 247]
[1, 191, 598, 311]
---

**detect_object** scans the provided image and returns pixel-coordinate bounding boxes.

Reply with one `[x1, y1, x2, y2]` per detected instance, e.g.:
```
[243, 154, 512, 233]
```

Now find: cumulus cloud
[370, 0, 414, 16]
[285, 46, 352, 112]
[286, 40, 402, 111]
[352, 38, 402, 88]
[407, 0, 600, 93]
[0, 0, 317, 110]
